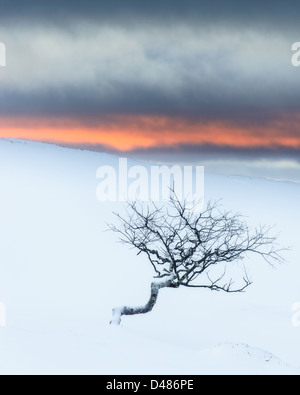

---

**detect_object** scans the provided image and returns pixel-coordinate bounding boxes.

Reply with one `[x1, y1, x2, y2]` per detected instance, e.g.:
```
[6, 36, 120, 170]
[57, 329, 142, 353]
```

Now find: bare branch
[109, 187, 287, 323]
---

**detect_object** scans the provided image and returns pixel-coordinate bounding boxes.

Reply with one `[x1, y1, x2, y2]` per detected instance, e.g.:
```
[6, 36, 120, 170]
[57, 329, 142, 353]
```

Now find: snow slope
[0, 138, 299, 375]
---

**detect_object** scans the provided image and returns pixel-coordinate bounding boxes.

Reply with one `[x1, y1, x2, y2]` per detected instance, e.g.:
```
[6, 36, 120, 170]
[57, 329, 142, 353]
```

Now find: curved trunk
[110, 275, 176, 325]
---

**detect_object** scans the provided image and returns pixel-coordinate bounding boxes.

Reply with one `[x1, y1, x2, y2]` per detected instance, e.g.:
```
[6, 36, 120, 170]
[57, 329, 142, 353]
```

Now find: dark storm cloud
[1, 1, 299, 180]
[1, 83, 300, 124]
[0, 20, 299, 123]
[1, 0, 300, 26]
[1, 1, 300, 129]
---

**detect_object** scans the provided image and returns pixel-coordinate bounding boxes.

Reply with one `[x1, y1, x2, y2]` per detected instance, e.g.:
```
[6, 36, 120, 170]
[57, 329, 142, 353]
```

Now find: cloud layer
[1, 1, 300, 26]
[0, 1, 300, 178]
[0, 24, 298, 121]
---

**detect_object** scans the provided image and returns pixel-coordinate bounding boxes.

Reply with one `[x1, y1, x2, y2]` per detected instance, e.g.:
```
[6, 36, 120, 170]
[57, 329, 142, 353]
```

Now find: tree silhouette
[109, 193, 284, 325]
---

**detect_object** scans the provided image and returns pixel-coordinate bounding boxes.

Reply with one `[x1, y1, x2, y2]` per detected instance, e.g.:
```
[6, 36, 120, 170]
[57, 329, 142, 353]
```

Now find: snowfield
[0, 138, 299, 375]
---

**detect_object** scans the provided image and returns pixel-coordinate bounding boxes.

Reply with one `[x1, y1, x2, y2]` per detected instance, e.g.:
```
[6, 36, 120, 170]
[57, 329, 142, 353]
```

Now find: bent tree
[109, 194, 284, 325]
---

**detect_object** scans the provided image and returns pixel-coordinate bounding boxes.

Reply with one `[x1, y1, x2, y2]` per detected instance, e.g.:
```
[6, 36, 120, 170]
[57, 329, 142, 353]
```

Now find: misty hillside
[0, 138, 299, 375]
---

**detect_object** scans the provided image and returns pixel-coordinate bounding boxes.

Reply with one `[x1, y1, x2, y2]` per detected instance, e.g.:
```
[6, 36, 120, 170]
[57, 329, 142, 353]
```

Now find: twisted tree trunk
[110, 275, 176, 325]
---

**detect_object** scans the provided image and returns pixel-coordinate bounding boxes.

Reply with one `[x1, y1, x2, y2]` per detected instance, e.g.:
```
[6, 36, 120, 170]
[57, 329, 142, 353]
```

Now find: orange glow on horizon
[1, 115, 300, 151]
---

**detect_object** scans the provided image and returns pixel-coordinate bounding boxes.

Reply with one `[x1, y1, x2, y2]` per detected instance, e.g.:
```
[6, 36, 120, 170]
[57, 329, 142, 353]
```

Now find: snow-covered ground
[0, 138, 299, 375]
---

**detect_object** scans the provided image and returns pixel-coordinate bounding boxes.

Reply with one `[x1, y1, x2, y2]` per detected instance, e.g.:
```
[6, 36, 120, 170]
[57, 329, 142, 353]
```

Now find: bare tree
[109, 193, 285, 325]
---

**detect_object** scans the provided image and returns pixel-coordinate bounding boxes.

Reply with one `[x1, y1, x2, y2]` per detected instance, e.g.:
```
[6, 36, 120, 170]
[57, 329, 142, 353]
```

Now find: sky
[1, 1, 300, 181]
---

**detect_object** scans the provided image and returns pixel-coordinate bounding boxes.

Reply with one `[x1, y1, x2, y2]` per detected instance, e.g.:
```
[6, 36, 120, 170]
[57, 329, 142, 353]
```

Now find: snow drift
[0, 138, 299, 375]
